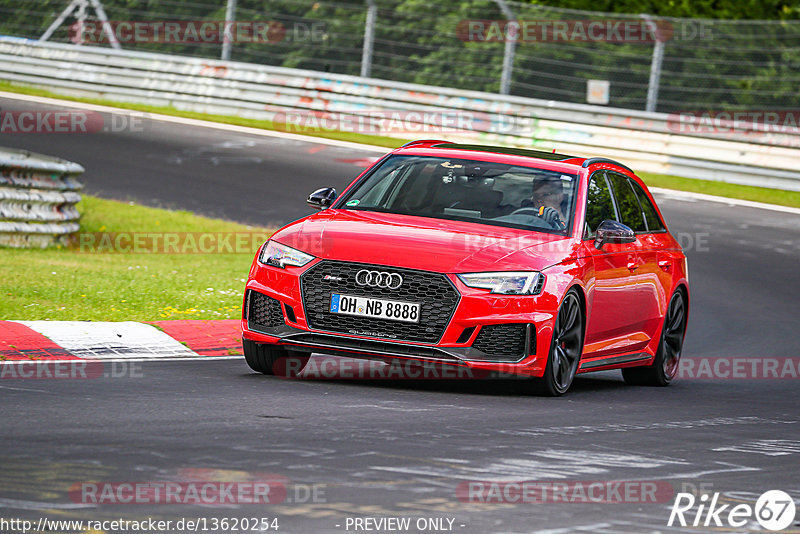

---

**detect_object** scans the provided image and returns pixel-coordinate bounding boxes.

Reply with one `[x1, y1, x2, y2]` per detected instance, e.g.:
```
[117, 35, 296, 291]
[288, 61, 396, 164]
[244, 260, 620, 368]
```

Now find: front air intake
[472, 323, 533, 360]
[247, 290, 285, 331]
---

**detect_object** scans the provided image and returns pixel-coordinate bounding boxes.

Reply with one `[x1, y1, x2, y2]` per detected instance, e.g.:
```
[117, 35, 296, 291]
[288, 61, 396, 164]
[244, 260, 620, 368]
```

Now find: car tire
[528, 289, 585, 397]
[622, 288, 687, 387]
[243, 339, 311, 377]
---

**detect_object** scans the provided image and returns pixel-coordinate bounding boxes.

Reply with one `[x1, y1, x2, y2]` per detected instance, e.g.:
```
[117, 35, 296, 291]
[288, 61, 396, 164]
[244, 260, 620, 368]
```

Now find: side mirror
[594, 219, 636, 249]
[307, 187, 337, 210]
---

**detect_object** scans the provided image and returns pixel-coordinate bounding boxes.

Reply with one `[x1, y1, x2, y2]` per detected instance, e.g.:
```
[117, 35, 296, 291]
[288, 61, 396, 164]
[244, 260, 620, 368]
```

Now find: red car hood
[272, 209, 576, 273]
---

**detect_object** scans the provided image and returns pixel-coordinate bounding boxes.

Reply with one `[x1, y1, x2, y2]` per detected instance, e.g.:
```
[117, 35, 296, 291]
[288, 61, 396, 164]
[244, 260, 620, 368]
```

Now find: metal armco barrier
[0, 146, 84, 247]
[1, 37, 799, 191]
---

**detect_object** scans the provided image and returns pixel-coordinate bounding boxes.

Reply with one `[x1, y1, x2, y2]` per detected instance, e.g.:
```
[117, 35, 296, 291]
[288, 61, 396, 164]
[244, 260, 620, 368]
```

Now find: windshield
[337, 155, 578, 235]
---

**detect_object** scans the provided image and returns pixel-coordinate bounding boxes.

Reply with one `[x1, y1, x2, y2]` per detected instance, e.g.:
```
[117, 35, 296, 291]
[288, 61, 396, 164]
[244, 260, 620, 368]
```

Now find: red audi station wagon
[241, 141, 689, 395]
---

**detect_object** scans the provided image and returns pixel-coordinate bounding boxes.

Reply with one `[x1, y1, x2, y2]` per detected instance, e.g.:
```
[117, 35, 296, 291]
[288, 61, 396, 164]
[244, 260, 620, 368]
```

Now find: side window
[584, 171, 616, 238]
[607, 173, 647, 233]
[629, 180, 666, 232]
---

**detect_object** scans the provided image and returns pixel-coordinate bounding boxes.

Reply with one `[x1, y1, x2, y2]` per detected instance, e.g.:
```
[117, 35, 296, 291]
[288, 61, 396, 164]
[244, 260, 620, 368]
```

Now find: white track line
[0, 90, 389, 153]
[650, 187, 800, 215]
[2, 90, 797, 214]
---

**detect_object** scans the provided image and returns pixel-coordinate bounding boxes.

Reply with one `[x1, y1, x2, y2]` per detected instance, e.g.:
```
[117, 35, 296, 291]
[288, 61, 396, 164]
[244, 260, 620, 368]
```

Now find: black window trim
[606, 170, 667, 235]
[582, 169, 618, 241]
[625, 174, 668, 234]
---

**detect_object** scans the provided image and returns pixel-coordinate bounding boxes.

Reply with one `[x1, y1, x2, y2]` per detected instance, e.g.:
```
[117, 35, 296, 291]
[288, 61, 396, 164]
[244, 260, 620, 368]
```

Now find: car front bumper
[241, 259, 559, 377]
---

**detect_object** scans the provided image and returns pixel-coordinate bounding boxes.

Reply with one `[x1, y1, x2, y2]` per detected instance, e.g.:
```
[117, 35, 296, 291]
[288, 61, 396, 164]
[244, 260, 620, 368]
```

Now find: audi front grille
[300, 261, 460, 343]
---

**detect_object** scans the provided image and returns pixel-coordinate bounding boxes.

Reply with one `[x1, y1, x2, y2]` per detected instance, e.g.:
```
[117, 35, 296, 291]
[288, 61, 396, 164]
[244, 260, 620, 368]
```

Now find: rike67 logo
[668, 490, 796, 531]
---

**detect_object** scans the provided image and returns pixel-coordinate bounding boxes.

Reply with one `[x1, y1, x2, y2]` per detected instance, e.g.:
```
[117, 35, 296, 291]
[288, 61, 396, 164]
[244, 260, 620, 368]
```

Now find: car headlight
[457, 272, 544, 295]
[259, 241, 315, 268]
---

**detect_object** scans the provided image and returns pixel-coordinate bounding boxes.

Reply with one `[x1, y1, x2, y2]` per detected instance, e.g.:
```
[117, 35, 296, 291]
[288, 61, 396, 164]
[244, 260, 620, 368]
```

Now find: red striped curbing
[0, 320, 242, 366]
[0, 321, 80, 361]
[147, 320, 242, 357]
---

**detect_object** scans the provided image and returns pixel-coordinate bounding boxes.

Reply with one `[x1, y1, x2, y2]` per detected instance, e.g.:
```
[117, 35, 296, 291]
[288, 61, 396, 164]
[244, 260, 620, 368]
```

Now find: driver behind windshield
[527, 177, 567, 228]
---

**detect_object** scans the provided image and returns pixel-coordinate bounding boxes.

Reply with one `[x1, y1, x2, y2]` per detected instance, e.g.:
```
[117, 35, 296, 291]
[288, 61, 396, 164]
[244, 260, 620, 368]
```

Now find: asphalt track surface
[2, 96, 800, 533]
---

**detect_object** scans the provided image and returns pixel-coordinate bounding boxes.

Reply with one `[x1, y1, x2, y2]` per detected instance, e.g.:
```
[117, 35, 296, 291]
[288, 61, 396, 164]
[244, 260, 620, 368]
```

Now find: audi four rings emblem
[355, 270, 403, 289]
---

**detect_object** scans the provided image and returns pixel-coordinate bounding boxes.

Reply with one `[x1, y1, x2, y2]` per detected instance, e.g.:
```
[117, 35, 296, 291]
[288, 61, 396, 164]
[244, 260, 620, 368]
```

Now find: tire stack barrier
[0, 147, 84, 248]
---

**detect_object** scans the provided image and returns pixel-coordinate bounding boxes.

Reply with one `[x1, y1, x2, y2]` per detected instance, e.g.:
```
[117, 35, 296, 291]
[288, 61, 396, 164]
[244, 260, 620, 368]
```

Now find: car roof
[393, 140, 635, 175]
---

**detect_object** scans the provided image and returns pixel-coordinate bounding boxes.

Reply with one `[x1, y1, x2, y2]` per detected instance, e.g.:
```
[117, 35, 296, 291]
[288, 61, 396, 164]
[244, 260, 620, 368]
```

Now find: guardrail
[0, 146, 84, 247]
[1, 37, 799, 191]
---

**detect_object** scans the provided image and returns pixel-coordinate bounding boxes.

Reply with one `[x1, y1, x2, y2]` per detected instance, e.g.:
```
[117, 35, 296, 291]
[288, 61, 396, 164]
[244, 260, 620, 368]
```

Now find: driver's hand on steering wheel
[538, 206, 564, 228]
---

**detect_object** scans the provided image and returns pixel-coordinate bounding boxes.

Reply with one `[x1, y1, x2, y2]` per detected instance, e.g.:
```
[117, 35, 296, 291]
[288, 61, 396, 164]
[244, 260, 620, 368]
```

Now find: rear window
[607, 172, 647, 233]
[629, 180, 666, 232]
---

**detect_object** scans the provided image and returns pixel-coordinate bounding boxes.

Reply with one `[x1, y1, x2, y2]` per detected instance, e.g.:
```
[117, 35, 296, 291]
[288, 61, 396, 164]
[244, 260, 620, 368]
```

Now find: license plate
[330, 294, 420, 323]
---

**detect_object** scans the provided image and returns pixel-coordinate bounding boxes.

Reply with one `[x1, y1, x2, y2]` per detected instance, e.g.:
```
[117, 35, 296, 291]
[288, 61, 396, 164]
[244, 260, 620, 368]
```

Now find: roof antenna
[552, 147, 557, 153]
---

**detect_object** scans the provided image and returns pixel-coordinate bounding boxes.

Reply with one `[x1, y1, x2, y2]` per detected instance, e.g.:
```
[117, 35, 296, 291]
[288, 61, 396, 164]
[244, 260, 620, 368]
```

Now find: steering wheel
[509, 207, 542, 217]
[509, 207, 566, 230]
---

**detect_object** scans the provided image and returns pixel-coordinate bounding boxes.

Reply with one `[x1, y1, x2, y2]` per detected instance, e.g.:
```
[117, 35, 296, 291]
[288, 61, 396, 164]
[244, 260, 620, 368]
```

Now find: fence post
[360, 0, 377, 78]
[641, 14, 665, 112]
[221, 0, 237, 61]
[88, 0, 121, 49]
[39, 0, 120, 49]
[494, 0, 516, 95]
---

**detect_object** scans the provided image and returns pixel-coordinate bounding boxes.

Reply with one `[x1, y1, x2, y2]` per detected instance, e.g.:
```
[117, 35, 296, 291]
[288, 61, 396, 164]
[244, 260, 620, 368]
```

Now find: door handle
[658, 259, 671, 271]
[627, 261, 638, 272]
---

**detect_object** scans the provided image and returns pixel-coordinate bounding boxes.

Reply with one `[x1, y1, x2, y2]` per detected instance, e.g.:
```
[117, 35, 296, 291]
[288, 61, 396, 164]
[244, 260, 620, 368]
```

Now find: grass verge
[639, 172, 800, 208]
[0, 195, 272, 321]
[2, 80, 799, 208]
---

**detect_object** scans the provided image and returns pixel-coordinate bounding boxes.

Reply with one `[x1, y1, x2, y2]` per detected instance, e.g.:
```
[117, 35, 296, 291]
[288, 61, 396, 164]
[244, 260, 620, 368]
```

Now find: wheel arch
[673, 281, 690, 319]
[564, 282, 589, 353]
[567, 282, 588, 323]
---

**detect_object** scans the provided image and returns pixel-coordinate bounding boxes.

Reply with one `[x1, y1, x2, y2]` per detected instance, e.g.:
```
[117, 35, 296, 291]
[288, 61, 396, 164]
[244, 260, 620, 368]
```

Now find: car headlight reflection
[457, 272, 544, 295]
[259, 240, 315, 268]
